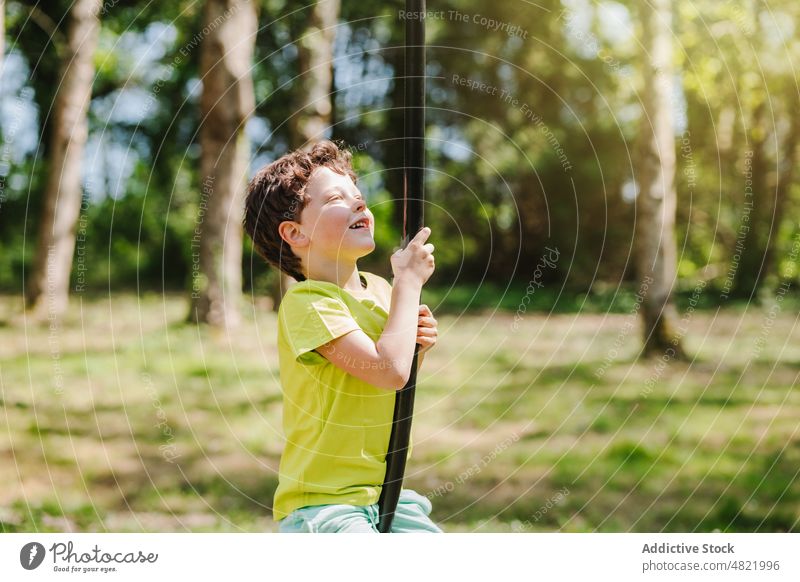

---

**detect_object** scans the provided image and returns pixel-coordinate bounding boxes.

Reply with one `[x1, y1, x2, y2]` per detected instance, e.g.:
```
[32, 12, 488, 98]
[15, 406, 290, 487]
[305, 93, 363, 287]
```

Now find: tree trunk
[290, 0, 339, 148]
[25, 0, 101, 318]
[768, 107, 800, 281]
[188, 0, 256, 329]
[729, 102, 768, 299]
[731, 98, 797, 298]
[1, 0, 5, 67]
[635, 0, 685, 359]
[274, 0, 340, 310]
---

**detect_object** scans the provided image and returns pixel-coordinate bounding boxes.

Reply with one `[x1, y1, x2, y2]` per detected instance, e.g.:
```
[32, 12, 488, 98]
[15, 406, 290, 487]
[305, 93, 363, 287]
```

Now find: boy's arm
[315, 275, 423, 391]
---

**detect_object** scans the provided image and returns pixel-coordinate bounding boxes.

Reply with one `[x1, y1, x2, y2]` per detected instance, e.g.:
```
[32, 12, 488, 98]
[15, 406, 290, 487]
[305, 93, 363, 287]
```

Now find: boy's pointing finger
[411, 226, 431, 244]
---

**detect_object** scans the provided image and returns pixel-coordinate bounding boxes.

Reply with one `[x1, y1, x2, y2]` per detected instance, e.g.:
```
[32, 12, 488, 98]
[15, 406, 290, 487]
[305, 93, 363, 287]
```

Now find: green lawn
[1, 293, 798, 532]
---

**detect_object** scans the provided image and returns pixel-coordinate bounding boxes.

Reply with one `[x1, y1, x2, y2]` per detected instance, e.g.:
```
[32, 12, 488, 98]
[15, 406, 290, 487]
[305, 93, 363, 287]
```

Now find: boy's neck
[304, 260, 364, 293]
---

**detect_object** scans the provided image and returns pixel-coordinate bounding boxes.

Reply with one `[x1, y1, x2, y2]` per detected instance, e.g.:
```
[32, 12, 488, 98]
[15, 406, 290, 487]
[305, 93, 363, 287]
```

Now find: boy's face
[282, 166, 375, 264]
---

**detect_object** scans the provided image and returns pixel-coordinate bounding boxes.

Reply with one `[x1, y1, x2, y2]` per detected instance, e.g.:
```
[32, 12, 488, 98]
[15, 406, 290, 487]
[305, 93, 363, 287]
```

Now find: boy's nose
[353, 199, 366, 212]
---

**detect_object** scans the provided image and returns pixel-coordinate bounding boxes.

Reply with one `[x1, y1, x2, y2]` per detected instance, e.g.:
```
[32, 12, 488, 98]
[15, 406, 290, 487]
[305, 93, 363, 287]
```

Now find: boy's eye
[326, 192, 363, 202]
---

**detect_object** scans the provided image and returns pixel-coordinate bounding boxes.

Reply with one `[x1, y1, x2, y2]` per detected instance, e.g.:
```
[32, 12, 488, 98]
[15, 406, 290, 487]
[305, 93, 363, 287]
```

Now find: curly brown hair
[243, 140, 358, 282]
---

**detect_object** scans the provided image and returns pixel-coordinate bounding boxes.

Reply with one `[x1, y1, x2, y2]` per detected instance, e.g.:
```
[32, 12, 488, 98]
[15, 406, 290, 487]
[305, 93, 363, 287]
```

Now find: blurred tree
[275, 0, 341, 306]
[1, 0, 5, 66]
[738, 107, 800, 297]
[634, 0, 685, 357]
[290, 0, 339, 148]
[3, 0, 797, 302]
[410, 0, 639, 286]
[187, 0, 257, 328]
[25, 0, 101, 317]
[730, 8, 800, 299]
[768, 105, 800, 284]
[677, 0, 800, 298]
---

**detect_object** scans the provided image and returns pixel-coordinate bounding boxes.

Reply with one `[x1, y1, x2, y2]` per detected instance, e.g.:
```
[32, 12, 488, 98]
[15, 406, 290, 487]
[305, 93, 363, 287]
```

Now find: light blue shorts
[277, 488, 443, 533]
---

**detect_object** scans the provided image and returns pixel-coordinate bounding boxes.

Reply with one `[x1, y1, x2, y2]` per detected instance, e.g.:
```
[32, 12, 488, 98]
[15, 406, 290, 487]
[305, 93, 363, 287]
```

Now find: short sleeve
[279, 286, 362, 365]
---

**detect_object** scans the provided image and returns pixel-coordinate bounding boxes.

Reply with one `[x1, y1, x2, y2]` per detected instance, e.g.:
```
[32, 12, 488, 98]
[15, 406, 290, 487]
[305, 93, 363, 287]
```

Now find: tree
[290, 0, 340, 148]
[730, 93, 799, 299]
[738, 102, 800, 296]
[1, 0, 5, 67]
[635, 0, 685, 358]
[275, 0, 340, 306]
[187, 0, 257, 328]
[677, 0, 800, 298]
[25, 0, 101, 317]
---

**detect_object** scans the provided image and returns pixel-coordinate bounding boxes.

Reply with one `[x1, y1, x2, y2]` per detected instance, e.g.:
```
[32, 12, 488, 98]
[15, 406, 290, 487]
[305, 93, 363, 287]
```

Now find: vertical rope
[377, 0, 426, 533]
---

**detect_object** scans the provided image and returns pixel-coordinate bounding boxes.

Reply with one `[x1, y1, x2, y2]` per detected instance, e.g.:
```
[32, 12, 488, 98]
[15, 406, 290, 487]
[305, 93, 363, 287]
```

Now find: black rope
[377, 0, 426, 533]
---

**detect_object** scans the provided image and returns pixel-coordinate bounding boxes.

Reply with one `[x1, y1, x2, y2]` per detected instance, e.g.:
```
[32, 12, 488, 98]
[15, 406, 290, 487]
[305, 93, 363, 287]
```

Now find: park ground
[0, 292, 798, 532]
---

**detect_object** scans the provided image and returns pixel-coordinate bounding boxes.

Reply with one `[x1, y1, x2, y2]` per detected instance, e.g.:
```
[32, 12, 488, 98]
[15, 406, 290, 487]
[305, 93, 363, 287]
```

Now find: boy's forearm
[376, 276, 422, 385]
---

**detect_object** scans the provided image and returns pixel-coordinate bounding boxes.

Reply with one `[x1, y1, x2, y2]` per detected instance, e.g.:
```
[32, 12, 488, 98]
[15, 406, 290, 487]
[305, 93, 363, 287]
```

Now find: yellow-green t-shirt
[272, 271, 413, 521]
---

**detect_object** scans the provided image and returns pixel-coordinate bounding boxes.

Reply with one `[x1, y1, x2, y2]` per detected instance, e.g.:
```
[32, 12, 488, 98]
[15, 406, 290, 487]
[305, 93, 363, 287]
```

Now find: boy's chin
[327, 243, 375, 263]
[353, 241, 376, 258]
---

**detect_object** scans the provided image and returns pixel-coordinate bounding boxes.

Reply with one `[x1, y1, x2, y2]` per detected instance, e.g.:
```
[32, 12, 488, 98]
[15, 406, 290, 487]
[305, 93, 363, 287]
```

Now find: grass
[0, 291, 798, 532]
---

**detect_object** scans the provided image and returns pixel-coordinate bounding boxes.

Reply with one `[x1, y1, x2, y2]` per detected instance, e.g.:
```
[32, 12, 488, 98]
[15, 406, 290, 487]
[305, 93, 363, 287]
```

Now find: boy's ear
[278, 220, 309, 248]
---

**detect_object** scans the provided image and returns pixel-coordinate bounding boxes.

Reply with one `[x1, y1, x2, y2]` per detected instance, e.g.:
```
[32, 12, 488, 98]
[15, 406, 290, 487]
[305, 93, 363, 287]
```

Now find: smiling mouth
[348, 219, 370, 230]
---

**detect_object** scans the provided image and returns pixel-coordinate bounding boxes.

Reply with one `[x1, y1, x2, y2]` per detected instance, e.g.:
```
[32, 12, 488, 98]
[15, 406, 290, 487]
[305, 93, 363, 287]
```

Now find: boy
[243, 140, 442, 533]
